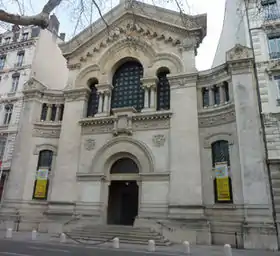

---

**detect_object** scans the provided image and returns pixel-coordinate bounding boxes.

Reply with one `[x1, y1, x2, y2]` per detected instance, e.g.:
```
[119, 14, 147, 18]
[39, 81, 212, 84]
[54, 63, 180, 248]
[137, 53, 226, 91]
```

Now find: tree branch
[0, 0, 63, 28]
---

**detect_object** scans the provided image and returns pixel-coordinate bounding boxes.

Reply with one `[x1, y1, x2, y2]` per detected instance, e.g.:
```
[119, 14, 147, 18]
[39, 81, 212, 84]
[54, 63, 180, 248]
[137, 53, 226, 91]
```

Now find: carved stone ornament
[226, 44, 253, 62]
[84, 138, 96, 151]
[152, 134, 166, 147]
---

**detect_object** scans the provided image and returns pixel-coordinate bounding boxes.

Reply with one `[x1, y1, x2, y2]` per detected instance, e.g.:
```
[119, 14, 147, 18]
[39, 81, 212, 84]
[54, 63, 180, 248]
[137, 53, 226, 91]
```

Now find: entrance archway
[107, 158, 139, 226]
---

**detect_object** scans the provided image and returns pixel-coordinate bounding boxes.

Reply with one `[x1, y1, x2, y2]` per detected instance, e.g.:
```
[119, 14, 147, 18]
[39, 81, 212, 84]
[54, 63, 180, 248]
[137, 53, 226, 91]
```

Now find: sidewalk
[0, 231, 279, 256]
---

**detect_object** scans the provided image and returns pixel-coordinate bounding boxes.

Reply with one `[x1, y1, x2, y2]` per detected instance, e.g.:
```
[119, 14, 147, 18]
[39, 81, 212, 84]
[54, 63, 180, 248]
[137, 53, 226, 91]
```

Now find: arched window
[157, 68, 170, 110]
[211, 140, 233, 203]
[33, 150, 53, 200]
[87, 78, 99, 117]
[211, 140, 230, 167]
[111, 61, 144, 111]
[40, 103, 48, 121]
[224, 81, 230, 102]
[3, 104, 13, 125]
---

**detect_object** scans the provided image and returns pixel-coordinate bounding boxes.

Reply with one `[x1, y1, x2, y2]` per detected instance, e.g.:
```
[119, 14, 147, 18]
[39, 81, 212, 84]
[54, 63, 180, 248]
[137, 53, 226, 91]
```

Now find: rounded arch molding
[203, 132, 234, 149]
[98, 38, 156, 79]
[33, 144, 58, 155]
[74, 64, 101, 88]
[91, 137, 155, 176]
[152, 53, 183, 74]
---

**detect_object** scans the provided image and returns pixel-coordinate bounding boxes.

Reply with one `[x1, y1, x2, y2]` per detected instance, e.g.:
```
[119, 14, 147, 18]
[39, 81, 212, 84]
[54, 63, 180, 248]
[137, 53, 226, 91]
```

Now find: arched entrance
[107, 158, 139, 226]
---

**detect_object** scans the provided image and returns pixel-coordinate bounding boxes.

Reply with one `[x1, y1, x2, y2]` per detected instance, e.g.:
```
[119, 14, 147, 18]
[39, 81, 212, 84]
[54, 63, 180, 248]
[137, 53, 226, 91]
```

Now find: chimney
[48, 14, 60, 34]
[59, 33, 66, 41]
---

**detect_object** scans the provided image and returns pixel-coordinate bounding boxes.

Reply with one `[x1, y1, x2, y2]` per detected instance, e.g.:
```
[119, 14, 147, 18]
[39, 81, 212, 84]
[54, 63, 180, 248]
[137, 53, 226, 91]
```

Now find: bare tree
[0, 0, 63, 28]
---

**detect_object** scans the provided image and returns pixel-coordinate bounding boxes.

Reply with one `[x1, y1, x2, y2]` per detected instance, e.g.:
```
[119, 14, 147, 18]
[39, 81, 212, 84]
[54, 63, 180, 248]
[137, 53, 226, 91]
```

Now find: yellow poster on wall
[33, 179, 48, 199]
[216, 177, 231, 201]
[33, 169, 49, 199]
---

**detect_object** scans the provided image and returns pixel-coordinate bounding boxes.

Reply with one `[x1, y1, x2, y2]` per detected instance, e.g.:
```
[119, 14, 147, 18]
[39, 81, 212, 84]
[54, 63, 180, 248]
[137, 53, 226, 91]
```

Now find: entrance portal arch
[107, 157, 139, 226]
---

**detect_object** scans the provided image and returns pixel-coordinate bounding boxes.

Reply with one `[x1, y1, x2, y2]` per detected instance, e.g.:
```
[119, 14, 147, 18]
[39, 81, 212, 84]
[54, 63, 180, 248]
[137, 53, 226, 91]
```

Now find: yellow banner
[33, 179, 48, 199]
[216, 177, 231, 202]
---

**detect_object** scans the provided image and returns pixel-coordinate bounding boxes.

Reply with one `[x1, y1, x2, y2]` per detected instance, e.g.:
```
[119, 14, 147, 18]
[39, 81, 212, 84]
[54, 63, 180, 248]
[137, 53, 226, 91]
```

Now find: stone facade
[1, 0, 278, 250]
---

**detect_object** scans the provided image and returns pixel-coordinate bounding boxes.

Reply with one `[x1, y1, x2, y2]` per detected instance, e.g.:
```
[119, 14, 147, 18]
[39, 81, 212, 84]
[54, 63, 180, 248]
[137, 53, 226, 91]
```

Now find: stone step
[72, 227, 154, 234]
[79, 225, 152, 231]
[67, 236, 170, 246]
[68, 230, 163, 240]
[271, 171, 280, 179]
[272, 179, 280, 187]
[273, 188, 280, 197]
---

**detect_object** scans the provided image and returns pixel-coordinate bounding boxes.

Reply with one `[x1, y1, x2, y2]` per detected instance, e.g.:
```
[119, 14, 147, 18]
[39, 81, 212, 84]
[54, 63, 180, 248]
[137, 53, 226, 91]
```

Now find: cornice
[168, 73, 198, 88]
[132, 110, 172, 121]
[63, 87, 90, 102]
[79, 116, 115, 126]
[0, 39, 35, 53]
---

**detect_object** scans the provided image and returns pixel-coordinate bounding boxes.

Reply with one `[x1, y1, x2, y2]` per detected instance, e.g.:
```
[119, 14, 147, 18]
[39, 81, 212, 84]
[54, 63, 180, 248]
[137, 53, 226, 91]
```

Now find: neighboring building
[0, 16, 68, 204]
[213, 0, 280, 247]
[2, 0, 278, 250]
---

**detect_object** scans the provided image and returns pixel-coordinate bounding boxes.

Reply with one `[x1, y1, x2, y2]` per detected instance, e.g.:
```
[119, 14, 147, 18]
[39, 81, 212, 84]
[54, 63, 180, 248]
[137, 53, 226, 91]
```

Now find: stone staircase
[65, 224, 171, 246]
[271, 168, 280, 219]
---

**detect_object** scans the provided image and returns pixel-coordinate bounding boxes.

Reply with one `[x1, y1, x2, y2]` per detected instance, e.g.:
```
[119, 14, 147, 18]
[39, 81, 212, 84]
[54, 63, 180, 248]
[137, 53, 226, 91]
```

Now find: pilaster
[49, 88, 89, 203]
[167, 73, 203, 218]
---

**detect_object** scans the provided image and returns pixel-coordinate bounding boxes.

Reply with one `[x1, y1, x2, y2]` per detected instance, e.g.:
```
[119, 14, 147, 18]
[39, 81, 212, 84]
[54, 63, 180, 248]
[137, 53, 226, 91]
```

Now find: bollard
[31, 230, 37, 241]
[183, 241, 190, 254]
[5, 228, 12, 239]
[224, 244, 232, 256]
[60, 233, 66, 243]
[148, 240, 155, 252]
[113, 237, 119, 249]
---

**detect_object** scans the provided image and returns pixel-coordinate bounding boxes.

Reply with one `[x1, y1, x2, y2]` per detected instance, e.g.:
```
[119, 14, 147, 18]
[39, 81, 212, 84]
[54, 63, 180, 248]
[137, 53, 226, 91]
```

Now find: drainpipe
[244, 0, 279, 249]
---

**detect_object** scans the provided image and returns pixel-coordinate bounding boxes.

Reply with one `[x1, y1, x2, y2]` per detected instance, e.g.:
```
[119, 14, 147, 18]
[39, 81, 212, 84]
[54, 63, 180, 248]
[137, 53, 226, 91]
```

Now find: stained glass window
[211, 140, 230, 167]
[111, 61, 144, 111]
[110, 158, 139, 174]
[87, 80, 98, 117]
[157, 69, 170, 110]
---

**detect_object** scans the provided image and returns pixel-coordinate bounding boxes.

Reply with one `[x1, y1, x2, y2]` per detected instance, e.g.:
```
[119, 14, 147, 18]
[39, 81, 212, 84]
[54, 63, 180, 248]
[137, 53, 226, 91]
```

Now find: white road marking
[28, 246, 70, 253]
[0, 252, 31, 256]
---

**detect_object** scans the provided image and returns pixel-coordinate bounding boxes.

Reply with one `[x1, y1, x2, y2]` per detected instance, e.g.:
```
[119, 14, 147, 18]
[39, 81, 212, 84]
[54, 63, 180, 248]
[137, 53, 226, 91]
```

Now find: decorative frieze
[84, 138, 96, 151]
[32, 128, 61, 138]
[152, 134, 166, 147]
[82, 125, 114, 135]
[198, 104, 236, 128]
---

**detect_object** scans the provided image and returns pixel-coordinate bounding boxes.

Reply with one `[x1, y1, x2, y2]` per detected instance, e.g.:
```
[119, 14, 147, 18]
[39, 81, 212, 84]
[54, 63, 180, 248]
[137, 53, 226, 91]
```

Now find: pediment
[60, 1, 206, 58]
[23, 77, 47, 92]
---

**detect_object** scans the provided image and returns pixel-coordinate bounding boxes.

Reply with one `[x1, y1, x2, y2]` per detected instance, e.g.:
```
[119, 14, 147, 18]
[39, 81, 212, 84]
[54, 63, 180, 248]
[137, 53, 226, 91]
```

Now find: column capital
[96, 83, 113, 92]
[141, 77, 158, 89]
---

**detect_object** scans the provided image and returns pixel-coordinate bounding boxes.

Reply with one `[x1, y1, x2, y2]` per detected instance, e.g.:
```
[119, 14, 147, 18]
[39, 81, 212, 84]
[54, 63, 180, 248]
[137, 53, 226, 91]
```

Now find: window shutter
[31, 27, 40, 38]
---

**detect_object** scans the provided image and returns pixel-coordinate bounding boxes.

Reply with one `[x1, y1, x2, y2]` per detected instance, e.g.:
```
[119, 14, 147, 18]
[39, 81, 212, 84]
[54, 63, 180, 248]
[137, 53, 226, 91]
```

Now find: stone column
[144, 87, 149, 109]
[103, 91, 109, 113]
[98, 92, 103, 113]
[150, 86, 156, 109]
[46, 104, 52, 121]
[141, 77, 158, 112]
[218, 84, 225, 104]
[55, 104, 61, 122]
[209, 87, 214, 106]
[95, 83, 113, 117]
[181, 37, 197, 73]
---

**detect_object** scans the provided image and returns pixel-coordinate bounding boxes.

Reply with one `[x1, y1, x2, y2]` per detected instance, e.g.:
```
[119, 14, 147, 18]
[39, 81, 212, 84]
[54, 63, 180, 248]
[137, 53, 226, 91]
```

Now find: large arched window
[87, 78, 99, 117]
[211, 140, 230, 167]
[33, 150, 53, 200]
[111, 61, 144, 111]
[157, 68, 170, 110]
[211, 140, 232, 203]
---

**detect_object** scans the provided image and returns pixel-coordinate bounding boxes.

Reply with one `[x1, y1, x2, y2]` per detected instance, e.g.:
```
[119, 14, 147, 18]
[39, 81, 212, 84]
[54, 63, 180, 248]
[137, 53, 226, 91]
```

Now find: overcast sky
[3, 0, 226, 70]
